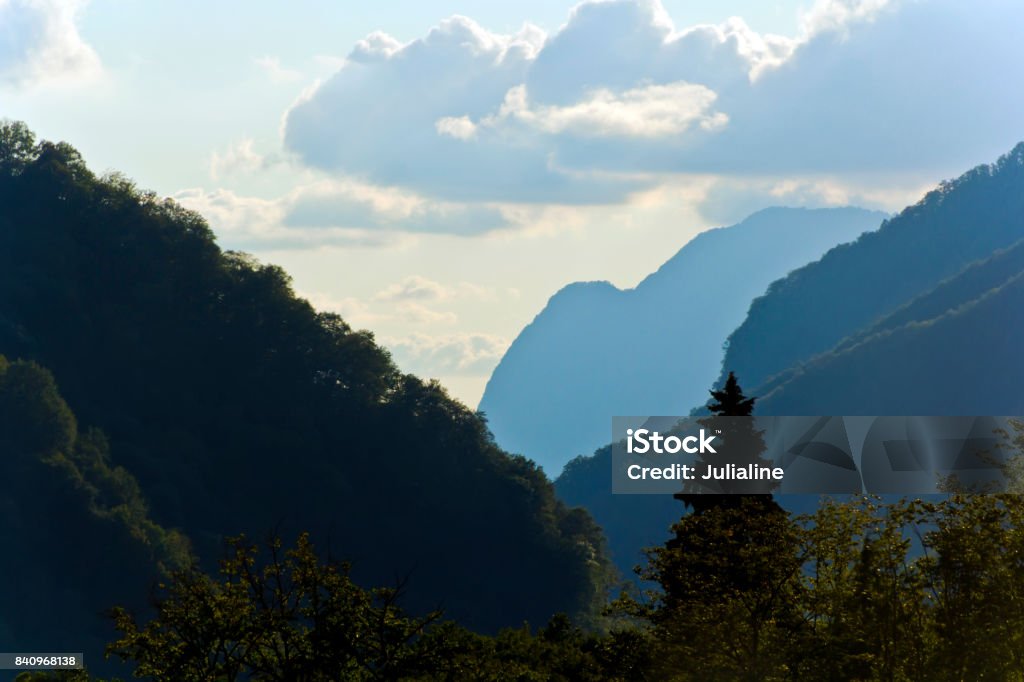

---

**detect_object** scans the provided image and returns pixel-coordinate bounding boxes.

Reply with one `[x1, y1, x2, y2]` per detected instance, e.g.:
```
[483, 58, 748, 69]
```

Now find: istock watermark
[611, 416, 1024, 495]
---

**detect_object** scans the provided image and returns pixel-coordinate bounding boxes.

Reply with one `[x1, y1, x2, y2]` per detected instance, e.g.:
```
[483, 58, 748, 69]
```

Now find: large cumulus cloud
[0, 0, 100, 88]
[283, 0, 1024, 204]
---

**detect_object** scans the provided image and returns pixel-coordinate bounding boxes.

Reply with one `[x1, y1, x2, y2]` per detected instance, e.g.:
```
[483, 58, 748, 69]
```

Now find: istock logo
[625, 428, 717, 455]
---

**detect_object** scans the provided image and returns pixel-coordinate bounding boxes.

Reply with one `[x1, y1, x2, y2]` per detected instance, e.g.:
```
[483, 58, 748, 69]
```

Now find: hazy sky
[3, 0, 1022, 405]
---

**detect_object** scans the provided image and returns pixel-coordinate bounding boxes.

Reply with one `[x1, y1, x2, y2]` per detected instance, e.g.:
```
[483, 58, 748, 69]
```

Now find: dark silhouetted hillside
[0, 122, 612, 640]
[719, 143, 1024, 392]
[0, 356, 187, 678]
[556, 445, 679, 581]
[757, 249, 1024, 415]
[479, 207, 884, 474]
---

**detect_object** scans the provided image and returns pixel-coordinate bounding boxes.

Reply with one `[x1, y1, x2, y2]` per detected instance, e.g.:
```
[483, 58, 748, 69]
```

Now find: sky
[2, 0, 1023, 406]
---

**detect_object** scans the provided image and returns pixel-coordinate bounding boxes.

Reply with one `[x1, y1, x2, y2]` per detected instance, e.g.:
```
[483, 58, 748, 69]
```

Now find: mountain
[555, 444, 680, 582]
[0, 122, 612, 648]
[0, 356, 186, 678]
[479, 207, 886, 474]
[719, 143, 1024, 394]
[556, 142, 1024, 580]
[756, 239, 1024, 415]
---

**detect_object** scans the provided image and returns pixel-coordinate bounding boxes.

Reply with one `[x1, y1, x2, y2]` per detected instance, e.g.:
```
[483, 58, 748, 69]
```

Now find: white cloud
[385, 332, 510, 376]
[303, 293, 455, 329]
[175, 173, 515, 248]
[209, 138, 269, 180]
[0, 0, 100, 88]
[696, 174, 930, 225]
[302, 292, 389, 329]
[374, 275, 499, 302]
[375, 275, 450, 302]
[282, 0, 1024, 204]
[173, 186, 399, 249]
[458, 81, 727, 139]
[283, 177, 511, 235]
[254, 55, 302, 83]
[282, 14, 641, 203]
[395, 302, 458, 325]
[435, 115, 477, 140]
[300, 292, 458, 329]
[348, 31, 405, 63]
[799, 0, 893, 37]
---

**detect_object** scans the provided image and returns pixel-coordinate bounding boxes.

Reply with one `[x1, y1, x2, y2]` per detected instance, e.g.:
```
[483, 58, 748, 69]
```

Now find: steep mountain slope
[0, 356, 186, 677]
[557, 142, 1024, 580]
[0, 123, 611, 635]
[757, 251, 1024, 415]
[719, 143, 1024, 393]
[480, 207, 885, 474]
[555, 444, 680, 580]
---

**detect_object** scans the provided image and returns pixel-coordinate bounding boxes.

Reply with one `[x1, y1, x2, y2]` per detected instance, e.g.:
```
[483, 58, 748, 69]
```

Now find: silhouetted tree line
[10, 371, 1024, 681]
[21, 493, 1024, 680]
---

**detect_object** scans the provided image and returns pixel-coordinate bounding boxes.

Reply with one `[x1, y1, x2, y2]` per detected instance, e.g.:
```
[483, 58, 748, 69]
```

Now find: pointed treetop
[708, 371, 756, 417]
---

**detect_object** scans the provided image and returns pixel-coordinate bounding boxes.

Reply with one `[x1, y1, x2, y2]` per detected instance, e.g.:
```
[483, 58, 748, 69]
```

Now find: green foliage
[0, 120, 37, 174]
[109, 533, 441, 681]
[108, 535, 646, 681]
[0, 358, 76, 455]
[622, 494, 1024, 681]
[639, 497, 805, 681]
[14, 672, 109, 682]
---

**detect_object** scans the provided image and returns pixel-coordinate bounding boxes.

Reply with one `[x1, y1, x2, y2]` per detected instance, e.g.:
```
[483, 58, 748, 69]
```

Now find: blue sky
[2, 0, 1023, 405]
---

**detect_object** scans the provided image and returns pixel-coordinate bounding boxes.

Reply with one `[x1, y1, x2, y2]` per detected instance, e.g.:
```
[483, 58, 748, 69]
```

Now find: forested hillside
[757, 263, 1024, 414]
[0, 356, 186, 673]
[0, 122, 612, 641]
[719, 143, 1024, 392]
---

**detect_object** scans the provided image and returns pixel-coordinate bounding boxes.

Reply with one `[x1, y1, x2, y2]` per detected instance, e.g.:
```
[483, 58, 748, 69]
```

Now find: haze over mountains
[554, 142, 1024, 578]
[479, 206, 886, 474]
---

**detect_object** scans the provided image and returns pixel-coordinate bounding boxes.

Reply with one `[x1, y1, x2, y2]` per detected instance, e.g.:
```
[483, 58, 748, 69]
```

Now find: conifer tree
[676, 371, 779, 514]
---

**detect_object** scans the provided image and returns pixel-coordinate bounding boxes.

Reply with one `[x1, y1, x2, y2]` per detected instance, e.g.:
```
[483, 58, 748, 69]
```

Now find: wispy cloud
[384, 332, 510, 376]
[374, 275, 498, 302]
[254, 55, 303, 83]
[209, 138, 274, 180]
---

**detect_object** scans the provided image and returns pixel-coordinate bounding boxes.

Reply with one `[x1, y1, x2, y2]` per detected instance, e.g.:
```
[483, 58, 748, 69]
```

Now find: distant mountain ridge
[479, 207, 886, 474]
[555, 142, 1024, 580]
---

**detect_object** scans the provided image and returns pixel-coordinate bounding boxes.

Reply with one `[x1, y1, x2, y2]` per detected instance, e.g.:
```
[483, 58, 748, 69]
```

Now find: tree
[707, 371, 756, 416]
[0, 120, 36, 174]
[620, 374, 803, 679]
[635, 496, 805, 681]
[107, 533, 645, 681]
[108, 533, 449, 681]
[676, 371, 779, 513]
